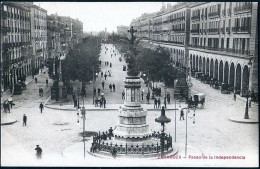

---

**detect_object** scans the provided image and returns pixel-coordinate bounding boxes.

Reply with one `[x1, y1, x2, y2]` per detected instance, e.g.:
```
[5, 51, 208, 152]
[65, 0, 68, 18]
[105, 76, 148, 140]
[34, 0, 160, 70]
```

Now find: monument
[89, 76, 174, 157]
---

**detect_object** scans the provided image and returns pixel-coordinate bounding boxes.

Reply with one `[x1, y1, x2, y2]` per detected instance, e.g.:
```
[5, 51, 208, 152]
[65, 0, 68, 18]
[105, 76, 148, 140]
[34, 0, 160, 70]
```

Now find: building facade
[1, 2, 32, 90]
[30, 4, 47, 72]
[130, 2, 258, 93]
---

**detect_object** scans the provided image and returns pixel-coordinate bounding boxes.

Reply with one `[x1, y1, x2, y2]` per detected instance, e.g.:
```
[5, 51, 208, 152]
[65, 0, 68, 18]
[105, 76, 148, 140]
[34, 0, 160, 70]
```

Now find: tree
[62, 35, 101, 87]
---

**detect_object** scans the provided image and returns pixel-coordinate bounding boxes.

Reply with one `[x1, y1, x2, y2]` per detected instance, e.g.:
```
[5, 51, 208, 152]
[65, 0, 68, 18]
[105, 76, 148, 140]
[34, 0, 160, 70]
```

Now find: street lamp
[244, 59, 252, 119]
[81, 106, 86, 159]
[155, 107, 171, 157]
[77, 87, 80, 108]
[179, 105, 196, 158]
[164, 85, 167, 109]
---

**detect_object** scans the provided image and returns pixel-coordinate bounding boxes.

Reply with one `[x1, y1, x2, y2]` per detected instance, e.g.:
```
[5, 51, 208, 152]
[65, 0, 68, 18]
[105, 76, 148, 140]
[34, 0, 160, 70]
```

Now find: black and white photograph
[0, 1, 259, 167]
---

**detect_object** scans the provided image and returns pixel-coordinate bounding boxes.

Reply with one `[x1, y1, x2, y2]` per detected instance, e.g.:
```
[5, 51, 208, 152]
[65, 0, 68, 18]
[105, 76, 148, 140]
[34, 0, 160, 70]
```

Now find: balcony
[172, 28, 185, 33]
[234, 4, 252, 13]
[191, 15, 200, 21]
[208, 11, 220, 18]
[191, 29, 199, 34]
[232, 26, 251, 33]
[188, 44, 250, 55]
[172, 16, 185, 22]
[208, 28, 219, 34]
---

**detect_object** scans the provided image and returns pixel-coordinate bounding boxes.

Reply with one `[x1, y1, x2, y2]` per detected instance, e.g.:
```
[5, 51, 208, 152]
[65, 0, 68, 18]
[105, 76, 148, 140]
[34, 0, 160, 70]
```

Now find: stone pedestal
[114, 76, 152, 142]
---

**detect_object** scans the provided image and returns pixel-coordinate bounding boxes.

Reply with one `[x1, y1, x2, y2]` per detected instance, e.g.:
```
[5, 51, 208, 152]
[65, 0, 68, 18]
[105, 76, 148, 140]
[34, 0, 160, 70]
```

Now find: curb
[228, 117, 259, 124]
[1, 120, 17, 126]
[44, 104, 179, 111]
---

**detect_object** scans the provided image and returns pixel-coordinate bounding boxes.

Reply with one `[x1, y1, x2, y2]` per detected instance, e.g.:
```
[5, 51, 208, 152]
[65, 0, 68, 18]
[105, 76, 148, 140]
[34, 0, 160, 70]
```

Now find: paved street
[1, 43, 258, 167]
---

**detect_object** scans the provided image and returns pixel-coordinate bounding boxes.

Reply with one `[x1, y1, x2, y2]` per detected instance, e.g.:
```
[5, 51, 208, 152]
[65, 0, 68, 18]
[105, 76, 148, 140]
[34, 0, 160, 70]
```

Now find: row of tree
[62, 35, 101, 87]
[108, 34, 179, 86]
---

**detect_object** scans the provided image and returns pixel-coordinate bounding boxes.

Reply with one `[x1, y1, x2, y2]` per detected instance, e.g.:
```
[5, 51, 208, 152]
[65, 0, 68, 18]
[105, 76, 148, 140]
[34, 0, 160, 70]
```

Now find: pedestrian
[154, 98, 158, 109]
[46, 78, 48, 86]
[7, 100, 10, 113]
[103, 98, 106, 108]
[74, 99, 77, 108]
[180, 107, 185, 121]
[104, 74, 107, 80]
[108, 127, 114, 139]
[233, 90, 236, 101]
[146, 94, 149, 104]
[35, 77, 38, 83]
[167, 93, 170, 104]
[164, 96, 167, 109]
[8, 96, 13, 108]
[95, 97, 99, 107]
[100, 98, 103, 108]
[102, 81, 105, 90]
[101, 71, 103, 77]
[10, 83, 13, 93]
[141, 90, 144, 100]
[23, 114, 27, 126]
[41, 88, 43, 96]
[39, 102, 44, 113]
[35, 145, 42, 159]
[122, 90, 125, 99]
[110, 63, 112, 67]
[39, 88, 41, 96]
[109, 84, 112, 92]
[112, 147, 117, 159]
[98, 88, 101, 95]
[158, 98, 161, 108]
[72, 93, 76, 101]
[93, 88, 96, 96]
[111, 54, 112, 58]
[112, 83, 115, 92]
[3, 101, 8, 113]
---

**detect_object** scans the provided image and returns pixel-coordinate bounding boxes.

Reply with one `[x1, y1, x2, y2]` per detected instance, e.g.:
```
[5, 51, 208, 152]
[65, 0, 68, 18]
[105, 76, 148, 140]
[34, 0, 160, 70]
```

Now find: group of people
[109, 83, 116, 92]
[95, 96, 107, 108]
[104, 61, 112, 67]
[2, 96, 14, 113]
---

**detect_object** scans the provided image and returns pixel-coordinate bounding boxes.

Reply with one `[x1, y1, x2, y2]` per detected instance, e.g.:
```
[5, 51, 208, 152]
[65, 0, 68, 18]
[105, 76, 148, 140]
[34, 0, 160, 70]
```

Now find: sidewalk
[1, 67, 49, 104]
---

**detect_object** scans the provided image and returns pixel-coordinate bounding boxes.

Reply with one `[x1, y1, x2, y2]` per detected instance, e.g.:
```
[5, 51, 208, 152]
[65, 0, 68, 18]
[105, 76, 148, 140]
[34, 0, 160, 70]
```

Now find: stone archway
[206, 58, 210, 75]
[242, 65, 249, 90]
[235, 64, 242, 91]
[214, 60, 218, 79]
[224, 61, 229, 83]
[210, 59, 214, 77]
[219, 60, 224, 83]
[229, 63, 235, 88]
[199, 56, 202, 72]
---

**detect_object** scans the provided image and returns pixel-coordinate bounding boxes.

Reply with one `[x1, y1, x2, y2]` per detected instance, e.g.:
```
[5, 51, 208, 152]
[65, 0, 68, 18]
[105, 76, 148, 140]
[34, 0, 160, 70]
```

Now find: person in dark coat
[39, 102, 44, 113]
[233, 90, 236, 101]
[23, 114, 27, 126]
[141, 90, 144, 100]
[180, 108, 185, 121]
[39, 88, 41, 96]
[164, 96, 167, 109]
[35, 77, 38, 83]
[74, 99, 77, 108]
[46, 78, 48, 86]
[35, 145, 42, 159]
[146, 94, 149, 104]
[110, 63, 112, 67]
[167, 93, 170, 104]
[108, 127, 114, 139]
[154, 98, 158, 109]
[102, 81, 105, 90]
[112, 83, 115, 92]
[109, 84, 112, 92]
[158, 98, 161, 108]
[122, 90, 125, 99]
[93, 88, 96, 96]
[100, 98, 103, 108]
[98, 88, 101, 95]
[103, 98, 106, 108]
[95, 97, 99, 107]
[104, 74, 107, 80]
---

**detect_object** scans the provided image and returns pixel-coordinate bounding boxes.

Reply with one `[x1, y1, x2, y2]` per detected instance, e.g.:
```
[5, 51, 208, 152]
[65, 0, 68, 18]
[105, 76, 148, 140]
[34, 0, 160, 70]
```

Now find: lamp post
[77, 87, 80, 109]
[164, 85, 167, 109]
[179, 105, 196, 157]
[244, 59, 252, 119]
[155, 107, 171, 157]
[81, 106, 86, 159]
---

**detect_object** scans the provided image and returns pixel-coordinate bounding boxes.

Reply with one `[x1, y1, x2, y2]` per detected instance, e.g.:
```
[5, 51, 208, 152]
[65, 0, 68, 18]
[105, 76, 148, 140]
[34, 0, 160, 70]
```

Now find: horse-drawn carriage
[187, 93, 205, 109]
[221, 83, 231, 94]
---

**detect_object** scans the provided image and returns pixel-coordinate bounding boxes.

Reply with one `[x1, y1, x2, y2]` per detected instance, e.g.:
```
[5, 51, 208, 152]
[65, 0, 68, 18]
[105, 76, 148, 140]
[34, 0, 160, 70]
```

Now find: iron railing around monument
[90, 131, 173, 155]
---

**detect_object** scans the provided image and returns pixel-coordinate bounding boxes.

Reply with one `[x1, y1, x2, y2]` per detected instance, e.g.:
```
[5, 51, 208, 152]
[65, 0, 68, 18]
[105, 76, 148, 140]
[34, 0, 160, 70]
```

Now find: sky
[34, 2, 176, 33]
